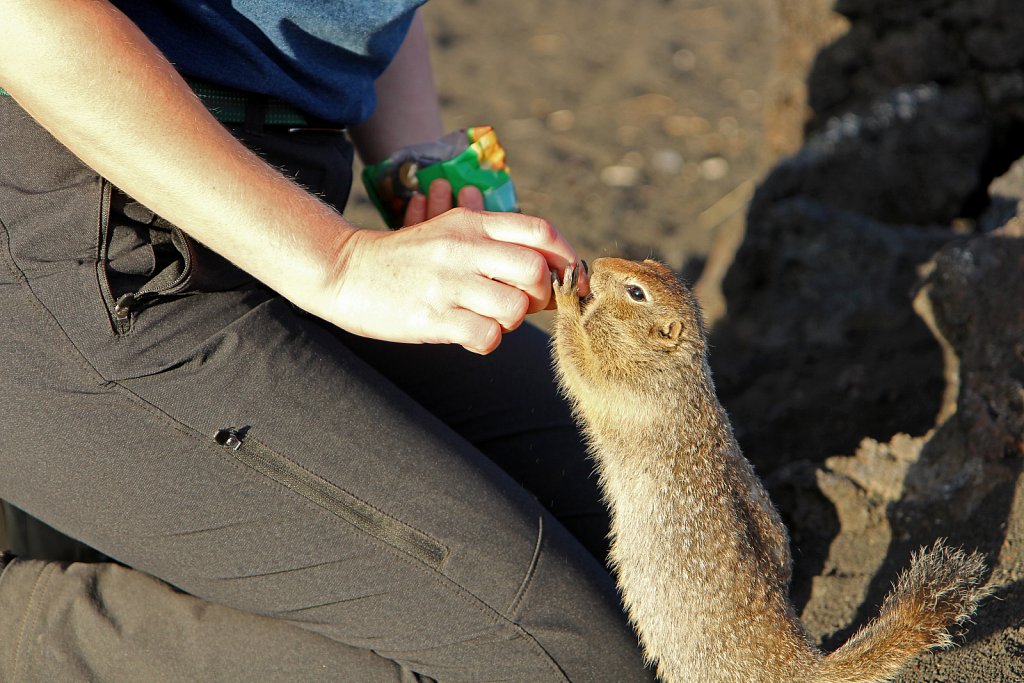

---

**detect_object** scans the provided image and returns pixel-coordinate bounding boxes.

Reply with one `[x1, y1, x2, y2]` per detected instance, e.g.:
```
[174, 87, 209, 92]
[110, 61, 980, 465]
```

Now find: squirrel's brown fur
[551, 257, 991, 683]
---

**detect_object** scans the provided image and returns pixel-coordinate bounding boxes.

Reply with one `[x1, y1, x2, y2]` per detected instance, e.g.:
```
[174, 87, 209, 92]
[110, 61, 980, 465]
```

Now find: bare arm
[0, 0, 349, 317]
[0, 0, 582, 353]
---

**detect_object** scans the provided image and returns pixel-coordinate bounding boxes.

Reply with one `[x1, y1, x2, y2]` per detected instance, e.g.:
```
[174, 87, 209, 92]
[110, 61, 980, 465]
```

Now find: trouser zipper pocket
[101, 180, 197, 334]
[109, 224, 195, 332]
[214, 429, 449, 569]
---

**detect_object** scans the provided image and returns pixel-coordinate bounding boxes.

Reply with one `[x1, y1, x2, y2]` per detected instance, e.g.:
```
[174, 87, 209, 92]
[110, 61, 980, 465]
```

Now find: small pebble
[601, 165, 642, 187]
[698, 156, 729, 181]
[718, 116, 740, 137]
[662, 115, 710, 137]
[672, 48, 697, 72]
[620, 151, 645, 168]
[547, 109, 575, 132]
[651, 149, 684, 174]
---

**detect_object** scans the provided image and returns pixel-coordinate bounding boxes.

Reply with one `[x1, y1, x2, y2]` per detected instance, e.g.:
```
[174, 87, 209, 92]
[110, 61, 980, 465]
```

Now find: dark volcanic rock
[753, 84, 990, 226]
[716, 0, 1024, 473]
[713, 3, 1024, 677]
[712, 197, 950, 469]
[924, 234, 1024, 467]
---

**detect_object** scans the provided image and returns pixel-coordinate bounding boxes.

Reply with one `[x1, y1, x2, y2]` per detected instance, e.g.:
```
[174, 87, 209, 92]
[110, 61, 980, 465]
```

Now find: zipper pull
[113, 293, 136, 323]
[215, 429, 244, 451]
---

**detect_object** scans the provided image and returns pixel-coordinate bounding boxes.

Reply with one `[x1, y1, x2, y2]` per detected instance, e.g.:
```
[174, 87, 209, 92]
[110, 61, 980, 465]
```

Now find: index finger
[478, 212, 588, 295]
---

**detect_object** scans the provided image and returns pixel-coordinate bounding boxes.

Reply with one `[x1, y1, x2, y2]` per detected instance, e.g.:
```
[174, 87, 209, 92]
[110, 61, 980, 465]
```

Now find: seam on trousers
[107, 380, 571, 682]
[507, 514, 544, 619]
[0, 217, 115, 389]
[93, 178, 120, 334]
[11, 562, 54, 682]
[0, 214, 20, 281]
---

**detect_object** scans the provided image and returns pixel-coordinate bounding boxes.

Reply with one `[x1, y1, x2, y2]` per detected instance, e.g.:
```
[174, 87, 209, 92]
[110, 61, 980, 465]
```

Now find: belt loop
[244, 97, 267, 136]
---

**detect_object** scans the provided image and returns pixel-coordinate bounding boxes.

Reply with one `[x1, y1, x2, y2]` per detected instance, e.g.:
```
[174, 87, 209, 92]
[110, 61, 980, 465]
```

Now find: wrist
[247, 203, 362, 323]
[316, 227, 384, 335]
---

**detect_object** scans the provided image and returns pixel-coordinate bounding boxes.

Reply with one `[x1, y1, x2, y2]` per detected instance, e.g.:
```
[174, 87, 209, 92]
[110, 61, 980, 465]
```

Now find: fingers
[415, 284, 519, 353]
[456, 277, 530, 332]
[457, 184, 484, 211]
[402, 180, 485, 226]
[475, 212, 588, 298]
[442, 308, 503, 355]
[402, 192, 427, 226]
[470, 244, 553, 314]
[418, 207, 587, 313]
[402, 179, 453, 227]
[425, 178, 454, 219]
[465, 215, 589, 312]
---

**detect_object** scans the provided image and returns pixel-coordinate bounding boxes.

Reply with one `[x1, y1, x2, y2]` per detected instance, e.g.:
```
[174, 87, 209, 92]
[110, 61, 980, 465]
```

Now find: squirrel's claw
[561, 262, 582, 296]
[552, 262, 582, 312]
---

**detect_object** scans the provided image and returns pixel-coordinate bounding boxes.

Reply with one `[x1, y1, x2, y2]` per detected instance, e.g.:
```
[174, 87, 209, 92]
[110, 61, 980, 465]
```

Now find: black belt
[0, 81, 327, 129]
[185, 79, 315, 128]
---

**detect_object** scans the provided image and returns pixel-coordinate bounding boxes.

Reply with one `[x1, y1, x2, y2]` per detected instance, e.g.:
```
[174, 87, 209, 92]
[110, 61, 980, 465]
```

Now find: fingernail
[581, 260, 589, 275]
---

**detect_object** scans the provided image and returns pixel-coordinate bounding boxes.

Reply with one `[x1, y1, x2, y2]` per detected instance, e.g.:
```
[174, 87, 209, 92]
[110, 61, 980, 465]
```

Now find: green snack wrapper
[361, 126, 518, 229]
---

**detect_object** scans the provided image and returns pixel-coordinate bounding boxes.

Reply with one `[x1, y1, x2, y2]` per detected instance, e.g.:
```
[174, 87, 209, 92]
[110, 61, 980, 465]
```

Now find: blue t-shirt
[112, 1, 428, 124]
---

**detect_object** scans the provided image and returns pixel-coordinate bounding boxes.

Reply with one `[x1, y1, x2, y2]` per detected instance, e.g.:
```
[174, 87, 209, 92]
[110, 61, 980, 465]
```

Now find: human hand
[402, 176, 590, 316]
[326, 199, 589, 354]
[402, 178, 590, 316]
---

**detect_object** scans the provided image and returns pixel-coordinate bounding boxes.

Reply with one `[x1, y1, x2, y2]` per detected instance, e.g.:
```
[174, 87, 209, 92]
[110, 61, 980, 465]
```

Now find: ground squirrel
[551, 257, 991, 683]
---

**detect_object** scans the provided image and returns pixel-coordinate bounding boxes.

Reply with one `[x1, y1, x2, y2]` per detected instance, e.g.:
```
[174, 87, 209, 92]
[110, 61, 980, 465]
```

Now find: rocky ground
[350, 0, 1024, 680]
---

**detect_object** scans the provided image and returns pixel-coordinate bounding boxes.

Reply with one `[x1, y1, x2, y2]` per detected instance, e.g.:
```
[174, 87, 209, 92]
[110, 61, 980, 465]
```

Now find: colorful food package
[361, 126, 518, 229]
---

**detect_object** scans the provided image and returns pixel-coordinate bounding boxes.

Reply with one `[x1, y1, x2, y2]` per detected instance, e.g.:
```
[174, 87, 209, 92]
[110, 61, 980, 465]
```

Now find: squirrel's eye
[626, 285, 647, 302]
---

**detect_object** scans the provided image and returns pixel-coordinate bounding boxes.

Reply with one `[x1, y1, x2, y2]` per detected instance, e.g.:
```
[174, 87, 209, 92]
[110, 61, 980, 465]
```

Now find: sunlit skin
[0, 0, 588, 355]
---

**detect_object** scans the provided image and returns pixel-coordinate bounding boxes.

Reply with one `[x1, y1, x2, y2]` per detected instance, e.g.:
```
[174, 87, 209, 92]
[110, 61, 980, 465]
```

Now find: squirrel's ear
[651, 320, 683, 348]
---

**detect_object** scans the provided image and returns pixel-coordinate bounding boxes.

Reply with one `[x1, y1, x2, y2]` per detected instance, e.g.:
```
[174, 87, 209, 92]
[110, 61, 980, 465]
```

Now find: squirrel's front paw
[552, 261, 583, 312]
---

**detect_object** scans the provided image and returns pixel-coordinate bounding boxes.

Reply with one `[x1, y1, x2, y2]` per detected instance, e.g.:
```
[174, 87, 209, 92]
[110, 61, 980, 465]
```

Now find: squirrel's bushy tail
[814, 540, 991, 683]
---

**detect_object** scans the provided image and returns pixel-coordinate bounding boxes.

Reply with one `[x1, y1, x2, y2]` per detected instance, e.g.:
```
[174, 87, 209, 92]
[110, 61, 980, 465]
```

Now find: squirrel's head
[583, 257, 707, 364]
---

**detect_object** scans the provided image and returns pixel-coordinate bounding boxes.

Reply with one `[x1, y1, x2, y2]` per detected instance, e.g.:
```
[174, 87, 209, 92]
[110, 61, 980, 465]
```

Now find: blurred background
[346, 0, 844, 327]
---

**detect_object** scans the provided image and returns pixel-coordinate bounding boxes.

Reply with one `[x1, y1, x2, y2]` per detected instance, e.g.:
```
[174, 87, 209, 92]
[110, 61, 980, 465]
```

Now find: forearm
[0, 0, 581, 353]
[0, 0, 353, 316]
[348, 11, 444, 164]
